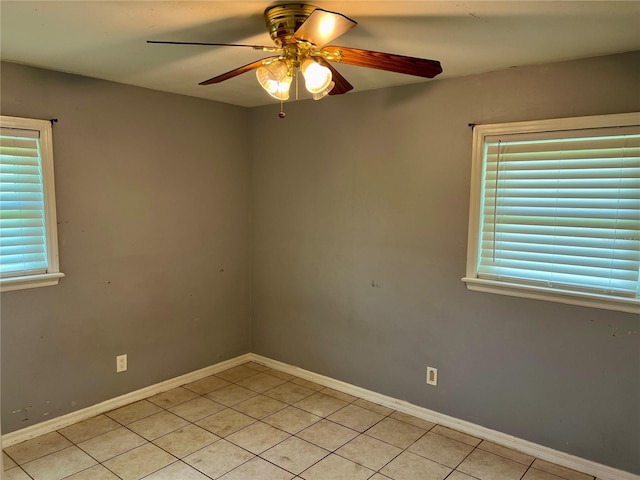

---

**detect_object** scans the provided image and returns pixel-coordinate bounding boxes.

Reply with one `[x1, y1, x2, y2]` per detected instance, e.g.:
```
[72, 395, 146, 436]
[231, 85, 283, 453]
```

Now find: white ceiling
[1, 1, 639, 107]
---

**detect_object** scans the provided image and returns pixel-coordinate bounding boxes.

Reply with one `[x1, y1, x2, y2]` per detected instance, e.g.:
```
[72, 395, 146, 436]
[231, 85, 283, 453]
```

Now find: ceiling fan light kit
[148, 3, 443, 116]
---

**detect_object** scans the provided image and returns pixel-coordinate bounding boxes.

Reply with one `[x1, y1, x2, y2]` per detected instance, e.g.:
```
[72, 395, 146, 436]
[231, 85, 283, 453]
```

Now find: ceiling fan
[148, 3, 442, 114]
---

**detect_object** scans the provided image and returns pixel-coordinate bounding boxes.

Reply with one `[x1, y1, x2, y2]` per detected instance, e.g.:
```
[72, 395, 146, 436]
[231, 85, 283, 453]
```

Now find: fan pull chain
[279, 100, 286, 119]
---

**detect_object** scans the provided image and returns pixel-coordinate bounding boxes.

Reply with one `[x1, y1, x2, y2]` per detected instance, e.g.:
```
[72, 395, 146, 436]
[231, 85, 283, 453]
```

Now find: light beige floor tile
[234, 394, 288, 419]
[4, 467, 31, 480]
[206, 384, 258, 406]
[263, 406, 322, 434]
[522, 469, 567, 480]
[430, 425, 481, 447]
[294, 392, 349, 417]
[261, 436, 329, 475]
[457, 449, 528, 480]
[237, 372, 288, 393]
[63, 464, 121, 479]
[77, 426, 146, 462]
[370, 475, 393, 480]
[300, 453, 375, 480]
[183, 439, 254, 478]
[336, 433, 402, 470]
[319, 387, 358, 403]
[531, 459, 594, 480]
[142, 460, 212, 479]
[478, 440, 535, 466]
[3, 452, 17, 469]
[226, 421, 290, 454]
[296, 419, 360, 451]
[21, 445, 97, 480]
[58, 415, 120, 444]
[182, 375, 230, 395]
[365, 417, 427, 449]
[328, 404, 385, 432]
[147, 386, 199, 408]
[196, 408, 256, 437]
[219, 456, 295, 480]
[389, 411, 436, 431]
[153, 424, 219, 458]
[4, 431, 72, 465]
[446, 472, 478, 480]
[105, 400, 163, 425]
[216, 365, 259, 383]
[291, 378, 325, 391]
[352, 399, 394, 416]
[127, 410, 189, 440]
[169, 395, 226, 422]
[380, 451, 451, 480]
[407, 431, 474, 468]
[264, 382, 315, 404]
[102, 443, 176, 480]
[265, 368, 297, 381]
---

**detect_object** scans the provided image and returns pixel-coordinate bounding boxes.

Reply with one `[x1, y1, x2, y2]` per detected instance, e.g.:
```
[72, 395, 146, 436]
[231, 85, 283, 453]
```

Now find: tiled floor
[3, 362, 599, 480]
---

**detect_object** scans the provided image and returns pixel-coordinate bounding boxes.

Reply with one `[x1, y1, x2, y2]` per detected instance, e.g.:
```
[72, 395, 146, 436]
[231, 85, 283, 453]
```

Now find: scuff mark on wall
[12, 406, 32, 422]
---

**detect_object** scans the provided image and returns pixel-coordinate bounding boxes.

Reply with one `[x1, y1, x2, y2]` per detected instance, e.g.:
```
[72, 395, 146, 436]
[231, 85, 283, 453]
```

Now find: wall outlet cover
[427, 367, 438, 386]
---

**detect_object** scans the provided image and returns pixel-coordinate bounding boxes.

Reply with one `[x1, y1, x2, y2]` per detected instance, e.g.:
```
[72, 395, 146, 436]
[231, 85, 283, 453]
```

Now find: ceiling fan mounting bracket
[264, 3, 317, 46]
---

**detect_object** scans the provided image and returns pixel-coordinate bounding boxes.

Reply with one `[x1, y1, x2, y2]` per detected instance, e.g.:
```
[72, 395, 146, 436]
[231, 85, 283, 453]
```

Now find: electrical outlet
[426, 366, 438, 386]
[116, 354, 127, 373]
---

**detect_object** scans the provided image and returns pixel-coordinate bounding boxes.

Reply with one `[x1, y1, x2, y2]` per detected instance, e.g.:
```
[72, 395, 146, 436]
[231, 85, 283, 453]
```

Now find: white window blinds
[464, 113, 640, 313]
[0, 116, 62, 292]
[478, 128, 640, 298]
[0, 127, 49, 277]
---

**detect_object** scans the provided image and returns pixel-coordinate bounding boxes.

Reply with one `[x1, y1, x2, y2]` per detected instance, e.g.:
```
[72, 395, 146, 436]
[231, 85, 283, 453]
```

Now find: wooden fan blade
[316, 58, 353, 95]
[147, 40, 270, 50]
[324, 46, 442, 78]
[199, 57, 278, 85]
[293, 9, 357, 48]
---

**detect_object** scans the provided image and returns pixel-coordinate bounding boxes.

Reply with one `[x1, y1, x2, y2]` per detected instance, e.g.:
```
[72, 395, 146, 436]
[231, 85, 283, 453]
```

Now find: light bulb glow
[318, 17, 336, 38]
[301, 59, 333, 94]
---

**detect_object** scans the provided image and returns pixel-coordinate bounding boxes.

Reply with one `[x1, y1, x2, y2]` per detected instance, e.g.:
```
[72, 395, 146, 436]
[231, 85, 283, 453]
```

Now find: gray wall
[1, 52, 639, 474]
[0, 62, 252, 432]
[250, 51, 640, 473]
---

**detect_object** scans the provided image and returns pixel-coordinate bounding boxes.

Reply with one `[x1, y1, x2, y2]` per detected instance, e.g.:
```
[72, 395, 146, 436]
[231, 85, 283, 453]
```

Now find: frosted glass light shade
[312, 81, 335, 100]
[301, 59, 333, 94]
[256, 61, 292, 100]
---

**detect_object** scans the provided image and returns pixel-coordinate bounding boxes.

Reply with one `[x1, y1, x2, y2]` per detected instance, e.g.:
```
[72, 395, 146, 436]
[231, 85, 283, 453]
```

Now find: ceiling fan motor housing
[264, 3, 316, 46]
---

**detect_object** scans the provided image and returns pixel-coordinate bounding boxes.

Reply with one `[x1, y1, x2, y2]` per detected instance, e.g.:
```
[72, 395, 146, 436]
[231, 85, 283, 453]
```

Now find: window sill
[0, 272, 65, 293]
[462, 277, 640, 314]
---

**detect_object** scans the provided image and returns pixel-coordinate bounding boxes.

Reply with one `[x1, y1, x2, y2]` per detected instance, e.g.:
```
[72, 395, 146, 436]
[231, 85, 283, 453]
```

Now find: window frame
[463, 112, 640, 314]
[0, 115, 64, 292]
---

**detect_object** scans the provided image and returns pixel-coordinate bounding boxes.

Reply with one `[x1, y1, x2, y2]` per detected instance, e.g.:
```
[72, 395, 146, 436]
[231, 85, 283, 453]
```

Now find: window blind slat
[482, 236, 638, 253]
[481, 240, 640, 261]
[482, 216, 638, 230]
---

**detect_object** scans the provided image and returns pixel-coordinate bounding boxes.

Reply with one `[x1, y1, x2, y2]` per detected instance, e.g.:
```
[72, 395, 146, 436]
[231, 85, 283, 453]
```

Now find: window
[463, 113, 640, 314]
[0, 115, 64, 292]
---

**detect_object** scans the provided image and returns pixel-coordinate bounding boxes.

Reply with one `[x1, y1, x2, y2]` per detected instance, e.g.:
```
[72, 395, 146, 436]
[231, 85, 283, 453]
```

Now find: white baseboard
[1, 353, 251, 448]
[2, 352, 637, 480]
[248, 354, 640, 480]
